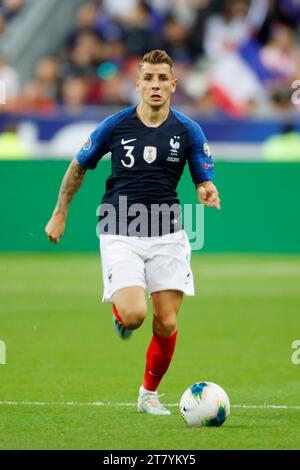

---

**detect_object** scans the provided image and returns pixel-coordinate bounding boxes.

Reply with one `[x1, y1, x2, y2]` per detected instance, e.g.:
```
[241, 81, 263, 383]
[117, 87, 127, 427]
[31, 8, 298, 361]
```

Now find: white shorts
[100, 230, 195, 303]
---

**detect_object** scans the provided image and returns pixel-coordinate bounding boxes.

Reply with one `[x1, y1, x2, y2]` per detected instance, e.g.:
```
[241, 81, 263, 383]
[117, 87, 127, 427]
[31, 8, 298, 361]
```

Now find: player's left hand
[197, 181, 221, 210]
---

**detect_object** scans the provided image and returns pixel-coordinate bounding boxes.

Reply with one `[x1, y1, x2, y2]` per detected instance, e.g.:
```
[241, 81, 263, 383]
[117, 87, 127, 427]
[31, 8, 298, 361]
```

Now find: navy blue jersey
[76, 105, 214, 236]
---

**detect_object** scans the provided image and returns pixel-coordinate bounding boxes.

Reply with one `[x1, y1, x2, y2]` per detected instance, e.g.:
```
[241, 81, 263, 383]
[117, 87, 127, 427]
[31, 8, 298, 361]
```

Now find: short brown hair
[138, 50, 174, 75]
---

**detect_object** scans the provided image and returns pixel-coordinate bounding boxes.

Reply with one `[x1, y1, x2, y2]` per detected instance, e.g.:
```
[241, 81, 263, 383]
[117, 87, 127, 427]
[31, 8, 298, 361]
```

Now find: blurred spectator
[0, 54, 19, 110]
[171, 59, 194, 106]
[262, 122, 300, 161]
[0, 0, 25, 35]
[188, 0, 219, 58]
[0, 0, 25, 18]
[61, 76, 89, 114]
[2, 0, 300, 117]
[14, 57, 59, 114]
[120, 56, 142, 104]
[100, 71, 131, 106]
[14, 79, 56, 114]
[204, 0, 268, 59]
[170, 0, 215, 31]
[65, 3, 100, 51]
[117, 2, 159, 56]
[0, 121, 29, 159]
[65, 29, 104, 74]
[0, 12, 6, 34]
[258, 23, 300, 114]
[0, 0, 25, 19]
[35, 56, 61, 101]
[162, 15, 191, 61]
[147, 0, 172, 15]
[260, 24, 298, 79]
[102, 0, 139, 20]
[257, 0, 300, 44]
[269, 86, 294, 114]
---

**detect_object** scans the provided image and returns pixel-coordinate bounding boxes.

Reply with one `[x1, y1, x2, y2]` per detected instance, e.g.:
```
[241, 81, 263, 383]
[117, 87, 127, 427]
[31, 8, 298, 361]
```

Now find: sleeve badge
[203, 142, 211, 157]
[83, 137, 92, 151]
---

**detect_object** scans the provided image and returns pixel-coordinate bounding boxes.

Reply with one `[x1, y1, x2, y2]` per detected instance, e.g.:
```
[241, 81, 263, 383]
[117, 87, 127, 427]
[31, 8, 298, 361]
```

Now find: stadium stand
[1, 0, 299, 116]
[0, 0, 299, 158]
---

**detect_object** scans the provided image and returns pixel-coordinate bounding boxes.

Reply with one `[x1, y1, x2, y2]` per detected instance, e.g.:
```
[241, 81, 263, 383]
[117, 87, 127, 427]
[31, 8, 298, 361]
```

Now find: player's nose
[151, 81, 160, 89]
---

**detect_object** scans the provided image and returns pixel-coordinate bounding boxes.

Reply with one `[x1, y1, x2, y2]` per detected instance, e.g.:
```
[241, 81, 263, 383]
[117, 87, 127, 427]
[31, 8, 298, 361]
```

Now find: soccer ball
[179, 381, 230, 427]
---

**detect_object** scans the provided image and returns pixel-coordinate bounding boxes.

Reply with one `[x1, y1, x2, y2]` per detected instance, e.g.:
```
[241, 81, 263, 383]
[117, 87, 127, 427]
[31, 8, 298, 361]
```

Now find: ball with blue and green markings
[179, 381, 230, 427]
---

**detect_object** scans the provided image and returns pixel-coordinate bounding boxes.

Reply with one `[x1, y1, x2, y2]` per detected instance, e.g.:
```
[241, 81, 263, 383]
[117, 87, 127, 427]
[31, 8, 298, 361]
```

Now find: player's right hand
[45, 214, 66, 243]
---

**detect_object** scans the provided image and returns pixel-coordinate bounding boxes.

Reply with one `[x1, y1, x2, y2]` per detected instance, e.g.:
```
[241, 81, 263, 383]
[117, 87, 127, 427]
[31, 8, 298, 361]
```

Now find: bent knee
[153, 316, 177, 337]
[118, 305, 147, 330]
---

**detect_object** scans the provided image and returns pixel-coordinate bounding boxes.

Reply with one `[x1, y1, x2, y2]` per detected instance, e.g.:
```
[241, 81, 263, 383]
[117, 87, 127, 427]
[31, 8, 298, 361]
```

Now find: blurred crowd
[1, 0, 300, 117]
[0, 0, 25, 34]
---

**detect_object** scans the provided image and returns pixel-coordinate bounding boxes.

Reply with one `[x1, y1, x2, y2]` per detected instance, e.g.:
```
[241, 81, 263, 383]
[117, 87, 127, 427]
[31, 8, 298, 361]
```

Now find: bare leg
[112, 286, 147, 330]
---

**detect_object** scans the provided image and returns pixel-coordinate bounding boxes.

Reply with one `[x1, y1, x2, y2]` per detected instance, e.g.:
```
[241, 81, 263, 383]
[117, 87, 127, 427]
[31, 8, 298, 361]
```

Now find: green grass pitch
[0, 253, 300, 450]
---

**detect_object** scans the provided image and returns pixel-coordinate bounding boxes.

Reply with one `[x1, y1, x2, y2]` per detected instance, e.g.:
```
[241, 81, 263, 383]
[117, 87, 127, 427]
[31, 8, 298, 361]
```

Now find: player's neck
[136, 103, 170, 128]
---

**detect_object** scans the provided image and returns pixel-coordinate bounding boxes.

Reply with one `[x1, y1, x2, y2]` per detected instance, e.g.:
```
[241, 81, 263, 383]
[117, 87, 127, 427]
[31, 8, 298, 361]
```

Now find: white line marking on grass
[0, 401, 299, 410]
[233, 404, 300, 410]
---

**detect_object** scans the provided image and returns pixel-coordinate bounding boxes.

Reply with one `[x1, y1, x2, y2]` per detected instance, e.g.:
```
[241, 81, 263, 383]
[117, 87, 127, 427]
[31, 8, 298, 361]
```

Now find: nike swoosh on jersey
[121, 138, 137, 145]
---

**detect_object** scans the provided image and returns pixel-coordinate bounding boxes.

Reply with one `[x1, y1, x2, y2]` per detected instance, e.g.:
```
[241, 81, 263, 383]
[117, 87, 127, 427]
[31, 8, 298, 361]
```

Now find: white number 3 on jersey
[121, 145, 135, 168]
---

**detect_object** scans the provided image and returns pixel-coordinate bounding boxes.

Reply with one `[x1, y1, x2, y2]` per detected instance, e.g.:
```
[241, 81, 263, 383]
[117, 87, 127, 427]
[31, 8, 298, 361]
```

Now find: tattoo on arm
[54, 160, 86, 217]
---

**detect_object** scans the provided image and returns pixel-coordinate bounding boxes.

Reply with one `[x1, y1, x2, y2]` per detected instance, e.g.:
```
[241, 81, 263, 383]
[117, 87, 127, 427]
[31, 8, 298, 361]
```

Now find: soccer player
[45, 50, 220, 415]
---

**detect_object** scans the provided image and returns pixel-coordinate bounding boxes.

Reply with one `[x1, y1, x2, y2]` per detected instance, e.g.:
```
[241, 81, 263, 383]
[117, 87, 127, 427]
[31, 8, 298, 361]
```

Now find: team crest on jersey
[170, 136, 180, 152]
[203, 142, 211, 157]
[143, 146, 157, 164]
[83, 137, 92, 151]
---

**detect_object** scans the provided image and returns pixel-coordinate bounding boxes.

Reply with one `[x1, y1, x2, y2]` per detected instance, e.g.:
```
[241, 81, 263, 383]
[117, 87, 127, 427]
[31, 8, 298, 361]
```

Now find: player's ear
[136, 77, 141, 93]
[172, 78, 178, 94]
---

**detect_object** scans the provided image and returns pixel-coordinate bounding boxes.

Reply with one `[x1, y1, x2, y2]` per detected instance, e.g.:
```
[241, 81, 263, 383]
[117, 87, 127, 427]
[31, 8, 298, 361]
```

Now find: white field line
[0, 401, 299, 410]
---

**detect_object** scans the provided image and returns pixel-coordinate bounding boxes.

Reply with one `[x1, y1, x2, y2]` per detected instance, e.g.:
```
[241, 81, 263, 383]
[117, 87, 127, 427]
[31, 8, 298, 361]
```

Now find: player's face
[136, 63, 177, 108]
